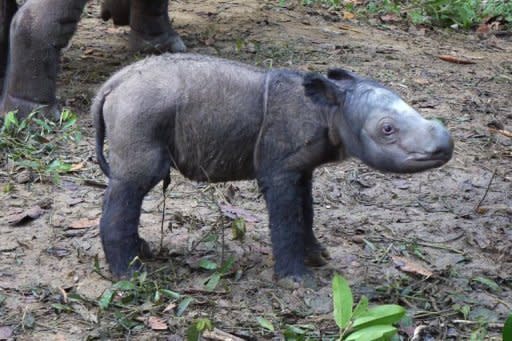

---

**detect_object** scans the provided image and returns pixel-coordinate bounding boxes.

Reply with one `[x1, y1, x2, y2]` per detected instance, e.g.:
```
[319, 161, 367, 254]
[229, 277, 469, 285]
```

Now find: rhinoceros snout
[425, 121, 454, 163]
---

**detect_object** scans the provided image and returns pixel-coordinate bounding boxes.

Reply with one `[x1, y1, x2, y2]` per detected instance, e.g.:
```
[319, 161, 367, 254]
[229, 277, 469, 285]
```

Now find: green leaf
[199, 259, 218, 270]
[283, 325, 306, 341]
[195, 318, 213, 332]
[52, 303, 73, 313]
[114, 311, 138, 329]
[256, 317, 275, 331]
[345, 324, 397, 341]
[504, 314, 512, 341]
[113, 280, 135, 291]
[352, 305, 406, 331]
[160, 289, 181, 299]
[219, 255, 235, 274]
[472, 276, 500, 292]
[46, 159, 72, 174]
[353, 296, 369, 319]
[231, 218, 246, 241]
[332, 273, 353, 330]
[153, 290, 161, 302]
[2, 111, 18, 132]
[177, 296, 193, 317]
[204, 273, 221, 291]
[186, 325, 201, 341]
[98, 288, 115, 310]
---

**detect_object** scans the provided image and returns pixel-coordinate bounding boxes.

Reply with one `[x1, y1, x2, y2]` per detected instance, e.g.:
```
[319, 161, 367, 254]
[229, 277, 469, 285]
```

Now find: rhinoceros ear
[303, 73, 342, 107]
[327, 68, 358, 82]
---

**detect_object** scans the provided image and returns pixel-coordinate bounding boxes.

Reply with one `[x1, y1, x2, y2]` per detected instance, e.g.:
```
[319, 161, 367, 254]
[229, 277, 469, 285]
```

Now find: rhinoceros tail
[91, 89, 111, 178]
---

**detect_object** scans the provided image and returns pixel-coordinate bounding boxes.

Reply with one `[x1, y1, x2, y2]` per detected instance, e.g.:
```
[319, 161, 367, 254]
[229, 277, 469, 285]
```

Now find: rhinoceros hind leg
[100, 144, 172, 278]
[129, 0, 186, 53]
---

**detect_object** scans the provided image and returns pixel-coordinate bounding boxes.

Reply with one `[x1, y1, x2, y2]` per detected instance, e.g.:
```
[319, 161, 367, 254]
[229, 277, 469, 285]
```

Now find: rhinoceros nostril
[428, 134, 454, 160]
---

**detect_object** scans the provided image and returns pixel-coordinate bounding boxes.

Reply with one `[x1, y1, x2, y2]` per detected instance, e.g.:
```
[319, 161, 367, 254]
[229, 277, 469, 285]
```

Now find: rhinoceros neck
[255, 70, 341, 172]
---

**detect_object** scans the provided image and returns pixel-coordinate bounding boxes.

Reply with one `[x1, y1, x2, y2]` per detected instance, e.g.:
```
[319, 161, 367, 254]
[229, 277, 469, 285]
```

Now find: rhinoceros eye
[382, 123, 395, 135]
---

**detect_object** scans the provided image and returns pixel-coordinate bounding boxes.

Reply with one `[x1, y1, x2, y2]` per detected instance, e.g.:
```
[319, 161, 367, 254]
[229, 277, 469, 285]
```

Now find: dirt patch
[0, 0, 511, 339]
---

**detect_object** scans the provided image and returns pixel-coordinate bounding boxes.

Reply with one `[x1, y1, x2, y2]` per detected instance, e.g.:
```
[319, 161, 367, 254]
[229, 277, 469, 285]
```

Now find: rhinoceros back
[98, 54, 267, 183]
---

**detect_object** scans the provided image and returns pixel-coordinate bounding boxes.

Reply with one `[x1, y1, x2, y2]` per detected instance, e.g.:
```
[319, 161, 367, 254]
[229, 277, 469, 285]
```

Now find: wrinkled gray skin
[93, 54, 454, 282]
[0, 0, 185, 118]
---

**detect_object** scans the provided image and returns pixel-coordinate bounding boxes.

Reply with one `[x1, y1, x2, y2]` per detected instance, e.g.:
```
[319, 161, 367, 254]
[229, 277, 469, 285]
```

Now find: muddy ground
[0, 0, 511, 339]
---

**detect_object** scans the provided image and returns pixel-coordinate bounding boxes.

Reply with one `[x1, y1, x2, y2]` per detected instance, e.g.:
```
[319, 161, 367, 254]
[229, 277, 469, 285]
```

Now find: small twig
[81, 178, 107, 188]
[203, 328, 245, 341]
[474, 168, 497, 212]
[488, 127, 512, 138]
[414, 309, 457, 318]
[452, 320, 504, 329]
[381, 233, 466, 255]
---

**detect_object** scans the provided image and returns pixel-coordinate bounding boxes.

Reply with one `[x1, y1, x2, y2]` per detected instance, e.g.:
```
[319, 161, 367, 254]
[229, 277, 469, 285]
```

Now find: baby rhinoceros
[92, 53, 453, 282]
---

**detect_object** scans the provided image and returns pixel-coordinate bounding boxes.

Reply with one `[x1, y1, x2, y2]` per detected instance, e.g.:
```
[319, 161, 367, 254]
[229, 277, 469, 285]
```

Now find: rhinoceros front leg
[258, 172, 310, 282]
[129, 0, 186, 53]
[0, 0, 17, 95]
[0, 0, 88, 118]
[302, 174, 331, 267]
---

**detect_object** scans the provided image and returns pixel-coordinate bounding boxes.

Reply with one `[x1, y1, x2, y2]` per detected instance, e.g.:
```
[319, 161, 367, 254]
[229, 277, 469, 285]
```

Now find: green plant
[504, 314, 512, 340]
[96, 270, 189, 331]
[332, 274, 406, 340]
[187, 318, 213, 341]
[198, 255, 235, 291]
[0, 110, 82, 182]
[344, 0, 512, 29]
[302, 0, 341, 8]
[483, 0, 512, 25]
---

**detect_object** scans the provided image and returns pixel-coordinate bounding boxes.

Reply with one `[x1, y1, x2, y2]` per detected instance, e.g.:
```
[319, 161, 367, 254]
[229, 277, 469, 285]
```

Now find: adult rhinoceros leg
[0, 0, 17, 95]
[129, 0, 186, 53]
[100, 0, 130, 26]
[0, 0, 88, 118]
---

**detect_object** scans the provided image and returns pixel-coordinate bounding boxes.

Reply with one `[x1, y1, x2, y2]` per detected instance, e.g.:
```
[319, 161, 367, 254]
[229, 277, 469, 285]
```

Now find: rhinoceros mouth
[405, 152, 450, 169]
[407, 151, 451, 162]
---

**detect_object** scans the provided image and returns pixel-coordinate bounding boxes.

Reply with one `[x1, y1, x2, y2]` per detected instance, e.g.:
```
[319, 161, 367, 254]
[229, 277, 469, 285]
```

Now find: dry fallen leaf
[413, 78, 430, 85]
[67, 197, 84, 207]
[380, 14, 401, 23]
[6, 206, 44, 225]
[70, 162, 85, 172]
[438, 54, 476, 65]
[68, 218, 99, 229]
[392, 256, 433, 277]
[163, 302, 176, 313]
[147, 316, 168, 330]
[488, 127, 512, 138]
[343, 11, 355, 20]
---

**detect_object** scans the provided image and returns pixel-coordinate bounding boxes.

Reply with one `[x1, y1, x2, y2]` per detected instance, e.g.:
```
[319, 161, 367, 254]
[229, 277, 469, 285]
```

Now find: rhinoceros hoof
[305, 243, 331, 267]
[0, 94, 60, 120]
[129, 29, 186, 53]
[277, 272, 318, 290]
[110, 239, 153, 280]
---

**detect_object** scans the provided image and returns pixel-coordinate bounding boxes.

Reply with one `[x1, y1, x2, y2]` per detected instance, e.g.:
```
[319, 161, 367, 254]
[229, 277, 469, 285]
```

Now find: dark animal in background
[92, 53, 454, 282]
[0, 0, 185, 118]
